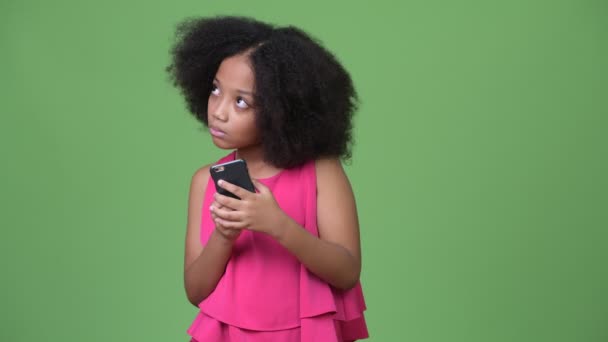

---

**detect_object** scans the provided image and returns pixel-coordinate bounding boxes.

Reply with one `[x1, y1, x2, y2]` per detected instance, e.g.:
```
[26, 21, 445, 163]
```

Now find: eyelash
[210, 84, 250, 109]
[235, 97, 249, 109]
[210, 85, 220, 96]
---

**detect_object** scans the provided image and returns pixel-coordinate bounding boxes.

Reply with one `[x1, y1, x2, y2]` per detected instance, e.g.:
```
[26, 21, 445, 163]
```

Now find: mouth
[209, 126, 226, 138]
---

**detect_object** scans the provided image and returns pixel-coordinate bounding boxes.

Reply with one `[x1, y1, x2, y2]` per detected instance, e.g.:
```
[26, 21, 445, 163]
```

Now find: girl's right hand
[210, 199, 243, 242]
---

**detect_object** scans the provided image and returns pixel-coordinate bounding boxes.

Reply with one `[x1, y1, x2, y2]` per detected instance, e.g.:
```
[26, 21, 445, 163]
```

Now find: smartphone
[210, 159, 256, 199]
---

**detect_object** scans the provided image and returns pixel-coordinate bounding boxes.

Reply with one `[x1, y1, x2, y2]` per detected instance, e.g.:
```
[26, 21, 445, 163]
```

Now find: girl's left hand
[210, 179, 289, 238]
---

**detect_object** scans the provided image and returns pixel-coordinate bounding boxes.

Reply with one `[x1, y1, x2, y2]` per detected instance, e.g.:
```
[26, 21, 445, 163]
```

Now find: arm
[275, 158, 361, 290]
[183, 166, 239, 306]
[211, 158, 362, 290]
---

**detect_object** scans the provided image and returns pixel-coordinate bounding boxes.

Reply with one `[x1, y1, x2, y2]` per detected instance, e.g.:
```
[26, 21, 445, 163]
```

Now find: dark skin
[183, 159, 362, 306]
[183, 53, 361, 306]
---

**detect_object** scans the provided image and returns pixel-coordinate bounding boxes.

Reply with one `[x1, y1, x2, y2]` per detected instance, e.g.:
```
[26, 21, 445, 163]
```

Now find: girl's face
[207, 53, 259, 150]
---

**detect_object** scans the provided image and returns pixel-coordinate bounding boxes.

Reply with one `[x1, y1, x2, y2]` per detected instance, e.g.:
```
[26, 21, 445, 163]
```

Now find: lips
[209, 126, 226, 138]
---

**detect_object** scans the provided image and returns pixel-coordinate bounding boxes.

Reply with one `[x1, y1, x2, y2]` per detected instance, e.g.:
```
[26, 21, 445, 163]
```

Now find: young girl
[167, 16, 368, 342]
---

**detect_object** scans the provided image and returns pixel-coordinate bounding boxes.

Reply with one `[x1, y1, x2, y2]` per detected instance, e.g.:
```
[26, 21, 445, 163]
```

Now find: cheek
[246, 117, 261, 139]
[235, 115, 258, 137]
[207, 95, 215, 112]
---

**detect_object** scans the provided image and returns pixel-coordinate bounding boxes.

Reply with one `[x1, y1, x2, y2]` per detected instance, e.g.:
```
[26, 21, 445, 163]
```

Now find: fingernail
[209, 205, 214, 211]
[218, 179, 223, 186]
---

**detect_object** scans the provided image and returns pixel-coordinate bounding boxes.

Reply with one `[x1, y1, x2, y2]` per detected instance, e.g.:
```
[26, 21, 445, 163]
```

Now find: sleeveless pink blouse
[187, 151, 368, 341]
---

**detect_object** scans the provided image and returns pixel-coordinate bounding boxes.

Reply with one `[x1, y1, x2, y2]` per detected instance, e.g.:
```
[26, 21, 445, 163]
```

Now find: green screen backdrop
[1, 0, 606, 341]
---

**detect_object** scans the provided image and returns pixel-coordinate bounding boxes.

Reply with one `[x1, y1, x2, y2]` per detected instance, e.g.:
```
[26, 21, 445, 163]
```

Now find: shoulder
[190, 151, 236, 190]
[314, 157, 348, 180]
[190, 164, 212, 191]
[191, 151, 235, 186]
[185, 164, 213, 238]
[314, 157, 353, 193]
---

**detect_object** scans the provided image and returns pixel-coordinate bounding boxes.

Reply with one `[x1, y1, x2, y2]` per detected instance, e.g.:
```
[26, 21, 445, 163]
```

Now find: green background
[1, 0, 606, 341]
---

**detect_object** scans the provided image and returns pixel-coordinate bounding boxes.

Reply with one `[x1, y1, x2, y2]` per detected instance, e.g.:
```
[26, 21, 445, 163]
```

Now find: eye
[210, 84, 220, 96]
[236, 97, 250, 109]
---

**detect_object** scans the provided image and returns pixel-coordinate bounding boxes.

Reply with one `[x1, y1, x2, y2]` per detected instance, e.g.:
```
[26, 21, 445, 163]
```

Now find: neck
[235, 144, 263, 165]
[235, 145, 281, 179]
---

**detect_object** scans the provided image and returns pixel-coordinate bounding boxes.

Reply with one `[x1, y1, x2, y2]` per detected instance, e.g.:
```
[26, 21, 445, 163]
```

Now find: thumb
[252, 179, 269, 194]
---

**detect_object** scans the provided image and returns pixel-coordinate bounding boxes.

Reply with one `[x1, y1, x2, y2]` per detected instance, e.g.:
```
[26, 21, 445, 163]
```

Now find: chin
[211, 136, 240, 150]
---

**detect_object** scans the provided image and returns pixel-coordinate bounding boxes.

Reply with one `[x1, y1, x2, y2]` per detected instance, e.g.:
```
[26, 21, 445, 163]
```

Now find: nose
[212, 111, 227, 122]
[211, 98, 229, 122]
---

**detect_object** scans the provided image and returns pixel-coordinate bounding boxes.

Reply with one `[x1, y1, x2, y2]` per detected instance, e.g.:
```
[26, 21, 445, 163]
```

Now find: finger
[215, 225, 241, 240]
[215, 217, 248, 229]
[211, 209, 221, 221]
[222, 225, 243, 234]
[211, 200, 223, 210]
[218, 179, 252, 200]
[214, 192, 242, 209]
[209, 204, 218, 220]
[210, 203, 229, 216]
[211, 205, 242, 221]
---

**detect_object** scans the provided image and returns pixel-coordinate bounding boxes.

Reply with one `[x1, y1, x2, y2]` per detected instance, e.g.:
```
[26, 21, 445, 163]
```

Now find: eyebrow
[214, 78, 254, 96]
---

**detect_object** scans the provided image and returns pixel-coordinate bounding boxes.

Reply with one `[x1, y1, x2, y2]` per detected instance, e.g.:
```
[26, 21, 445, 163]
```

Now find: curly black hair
[166, 16, 358, 168]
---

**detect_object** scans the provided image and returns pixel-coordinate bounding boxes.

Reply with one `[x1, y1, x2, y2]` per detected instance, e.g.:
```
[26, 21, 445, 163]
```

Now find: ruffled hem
[188, 312, 300, 341]
[187, 311, 368, 342]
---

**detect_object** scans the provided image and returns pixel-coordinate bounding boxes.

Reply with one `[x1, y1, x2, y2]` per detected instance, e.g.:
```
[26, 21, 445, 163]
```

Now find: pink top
[187, 151, 368, 341]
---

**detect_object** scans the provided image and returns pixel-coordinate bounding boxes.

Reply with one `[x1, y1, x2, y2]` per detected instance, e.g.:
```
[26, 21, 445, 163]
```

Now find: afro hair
[167, 16, 358, 168]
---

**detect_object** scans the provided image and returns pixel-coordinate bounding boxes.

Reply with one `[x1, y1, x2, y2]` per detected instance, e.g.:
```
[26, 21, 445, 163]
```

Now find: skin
[183, 53, 362, 306]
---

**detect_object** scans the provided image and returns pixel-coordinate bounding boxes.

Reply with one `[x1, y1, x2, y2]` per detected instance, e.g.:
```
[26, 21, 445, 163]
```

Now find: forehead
[215, 54, 255, 89]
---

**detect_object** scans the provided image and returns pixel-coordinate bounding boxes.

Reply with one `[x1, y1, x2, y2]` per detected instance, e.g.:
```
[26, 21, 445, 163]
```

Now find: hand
[210, 200, 243, 242]
[210, 179, 290, 239]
